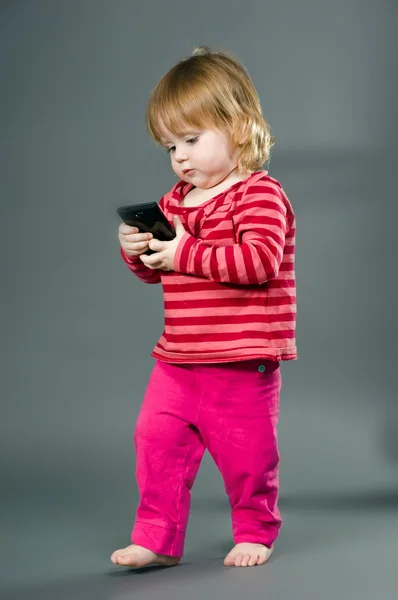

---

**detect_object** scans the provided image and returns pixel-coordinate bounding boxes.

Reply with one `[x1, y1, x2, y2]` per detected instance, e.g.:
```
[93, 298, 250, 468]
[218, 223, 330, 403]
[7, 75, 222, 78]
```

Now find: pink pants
[131, 359, 282, 557]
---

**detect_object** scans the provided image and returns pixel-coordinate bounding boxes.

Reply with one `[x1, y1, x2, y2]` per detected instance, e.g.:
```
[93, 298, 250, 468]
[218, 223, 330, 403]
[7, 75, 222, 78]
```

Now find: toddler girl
[111, 46, 297, 569]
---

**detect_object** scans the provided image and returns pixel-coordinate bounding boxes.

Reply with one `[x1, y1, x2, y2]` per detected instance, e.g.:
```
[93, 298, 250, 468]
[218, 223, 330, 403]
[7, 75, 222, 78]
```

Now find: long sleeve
[120, 247, 161, 284]
[174, 183, 289, 285]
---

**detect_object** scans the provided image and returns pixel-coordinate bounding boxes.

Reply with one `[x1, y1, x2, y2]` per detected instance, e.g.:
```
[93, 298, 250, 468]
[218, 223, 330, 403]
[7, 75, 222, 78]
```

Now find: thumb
[173, 216, 185, 235]
[148, 238, 166, 252]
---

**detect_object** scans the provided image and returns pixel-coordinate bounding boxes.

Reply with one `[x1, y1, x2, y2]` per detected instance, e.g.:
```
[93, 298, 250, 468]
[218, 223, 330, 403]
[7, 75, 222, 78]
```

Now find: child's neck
[182, 169, 253, 208]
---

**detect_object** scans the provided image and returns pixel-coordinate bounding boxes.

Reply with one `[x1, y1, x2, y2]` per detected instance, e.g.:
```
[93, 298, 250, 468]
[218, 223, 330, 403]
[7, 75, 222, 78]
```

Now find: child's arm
[120, 247, 162, 284]
[174, 183, 291, 285]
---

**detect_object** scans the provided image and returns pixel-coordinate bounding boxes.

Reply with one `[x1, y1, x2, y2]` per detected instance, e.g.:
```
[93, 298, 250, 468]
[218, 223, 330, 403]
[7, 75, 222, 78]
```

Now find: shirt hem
[150, 347, 298, 364]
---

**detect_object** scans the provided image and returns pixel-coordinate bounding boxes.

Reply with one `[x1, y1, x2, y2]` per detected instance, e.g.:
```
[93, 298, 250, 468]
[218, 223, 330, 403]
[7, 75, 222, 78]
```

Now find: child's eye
[165, 137, 198, 153]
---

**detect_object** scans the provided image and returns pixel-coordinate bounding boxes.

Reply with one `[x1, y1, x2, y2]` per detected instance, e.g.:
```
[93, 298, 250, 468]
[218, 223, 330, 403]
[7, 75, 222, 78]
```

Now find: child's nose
[174, 146, 188, 162]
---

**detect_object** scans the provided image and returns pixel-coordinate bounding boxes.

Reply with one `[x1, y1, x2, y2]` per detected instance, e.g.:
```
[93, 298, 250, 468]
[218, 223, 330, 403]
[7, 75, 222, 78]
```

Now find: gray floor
[2, 390, 398, 600]
[2, 515, 398, 600]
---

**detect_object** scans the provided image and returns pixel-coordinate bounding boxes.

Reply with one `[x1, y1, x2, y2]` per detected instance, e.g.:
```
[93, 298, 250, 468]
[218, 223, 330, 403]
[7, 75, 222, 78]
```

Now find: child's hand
[140, 217, 186, 271]
[118, 224, 153, 257]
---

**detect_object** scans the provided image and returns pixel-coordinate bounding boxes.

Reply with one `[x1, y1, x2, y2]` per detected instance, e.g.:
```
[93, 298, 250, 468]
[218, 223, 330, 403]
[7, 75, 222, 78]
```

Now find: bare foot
[110, 544, 180, 569]
[224, 542, 273, 567]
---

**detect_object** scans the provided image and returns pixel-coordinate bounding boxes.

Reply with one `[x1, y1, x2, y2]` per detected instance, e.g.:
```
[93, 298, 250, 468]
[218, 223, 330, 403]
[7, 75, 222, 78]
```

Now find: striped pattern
[121, 170, 297, 363]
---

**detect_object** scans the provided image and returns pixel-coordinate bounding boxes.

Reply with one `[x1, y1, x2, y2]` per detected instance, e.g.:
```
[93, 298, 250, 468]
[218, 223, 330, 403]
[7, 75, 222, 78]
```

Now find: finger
[119, 224, 139, 234]
[149, 239, 167, 252]
[140, 258, 163, 269]
[121, 232, 153, 243]
[140, 253, 162, 266]
[173, 216, 185, 234]
[123, 241, 150, 252]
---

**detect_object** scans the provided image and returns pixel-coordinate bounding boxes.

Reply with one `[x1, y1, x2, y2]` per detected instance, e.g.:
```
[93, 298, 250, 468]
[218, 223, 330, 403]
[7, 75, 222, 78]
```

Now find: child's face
[161, 127, 240, 189]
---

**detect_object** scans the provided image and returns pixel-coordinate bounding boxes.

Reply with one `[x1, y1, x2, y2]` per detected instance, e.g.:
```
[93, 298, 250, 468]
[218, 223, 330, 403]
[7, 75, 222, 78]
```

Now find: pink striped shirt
[121, 170, 297, 363]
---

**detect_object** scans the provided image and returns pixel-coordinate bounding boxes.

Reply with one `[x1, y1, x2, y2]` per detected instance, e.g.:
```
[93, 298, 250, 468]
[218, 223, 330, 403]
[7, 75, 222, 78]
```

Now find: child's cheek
[172, 162, 182, 177]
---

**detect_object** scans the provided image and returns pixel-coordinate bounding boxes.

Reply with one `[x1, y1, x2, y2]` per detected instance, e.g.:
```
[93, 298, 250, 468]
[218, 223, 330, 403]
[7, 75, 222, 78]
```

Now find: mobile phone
[117, 202, 176, 255]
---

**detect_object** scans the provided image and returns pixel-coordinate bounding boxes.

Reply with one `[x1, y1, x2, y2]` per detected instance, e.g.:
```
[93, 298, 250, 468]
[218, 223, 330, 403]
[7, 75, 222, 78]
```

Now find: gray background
[1, 0, 398, 598]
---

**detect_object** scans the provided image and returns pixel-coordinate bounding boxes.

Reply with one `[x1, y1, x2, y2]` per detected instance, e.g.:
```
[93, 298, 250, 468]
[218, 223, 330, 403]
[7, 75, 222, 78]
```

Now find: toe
[118, 553, 135, 565]
[234, 553, 244, 567]
[248, 554, 259, 567]
[223, 552, 235, 566]
[241, 554, 251, 567]
[258, 547, 273, 565]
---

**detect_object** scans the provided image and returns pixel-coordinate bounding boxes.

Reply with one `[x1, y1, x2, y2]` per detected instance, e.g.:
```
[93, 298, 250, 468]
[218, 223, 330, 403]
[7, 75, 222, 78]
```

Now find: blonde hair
[146, 46, 274, 174]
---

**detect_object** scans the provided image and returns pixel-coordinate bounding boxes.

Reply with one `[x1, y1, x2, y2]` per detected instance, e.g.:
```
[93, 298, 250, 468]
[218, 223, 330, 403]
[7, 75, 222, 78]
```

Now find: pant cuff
[131, 520, 185, 557]
[233, 524, 281, 549]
